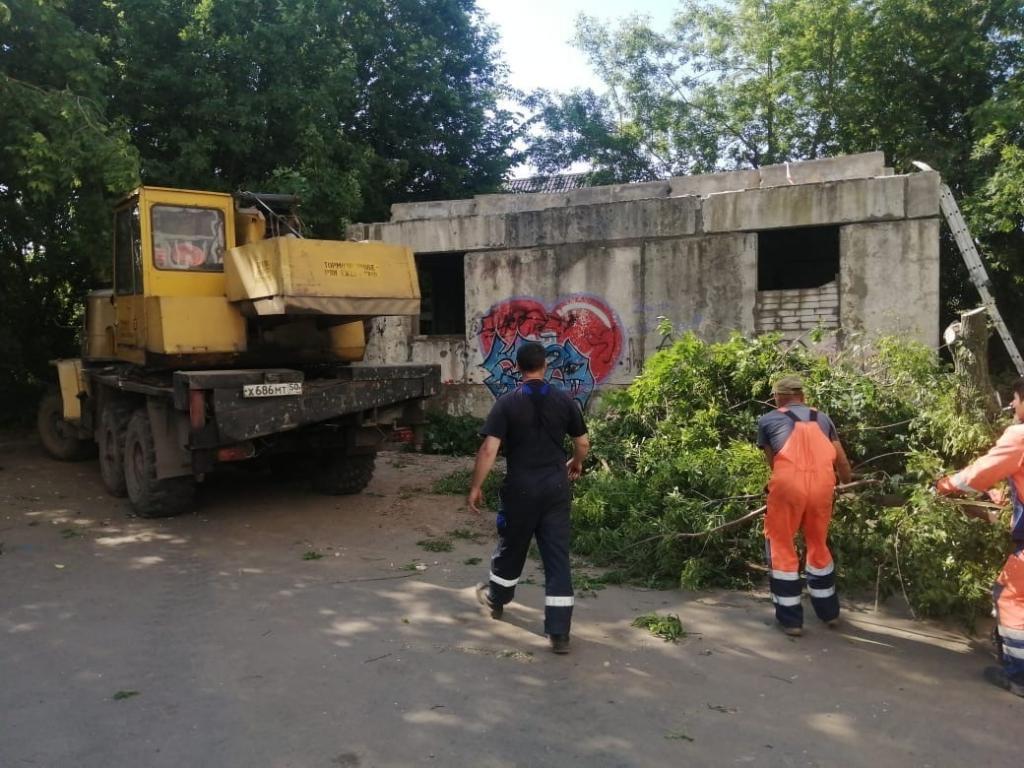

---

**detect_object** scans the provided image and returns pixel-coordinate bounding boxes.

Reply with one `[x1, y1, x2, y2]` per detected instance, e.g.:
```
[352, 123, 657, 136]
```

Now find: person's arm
[567, 434, 590, 480]
[761, 446, 775, 470]
[832, 440, 853, 484]
[467, 436, 502, 514]
[937, 426, 1024, 497]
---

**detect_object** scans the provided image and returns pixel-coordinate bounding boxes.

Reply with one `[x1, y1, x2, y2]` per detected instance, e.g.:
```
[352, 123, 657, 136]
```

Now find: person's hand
[467, 486, 484, 515]
[935, 476, 964, 498]
[987, 488, 1008, 506]
[566, 458, 584, 481]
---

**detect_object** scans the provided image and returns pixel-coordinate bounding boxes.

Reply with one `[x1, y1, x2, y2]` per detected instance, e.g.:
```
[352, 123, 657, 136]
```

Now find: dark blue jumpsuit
[482, 380, 587, 637]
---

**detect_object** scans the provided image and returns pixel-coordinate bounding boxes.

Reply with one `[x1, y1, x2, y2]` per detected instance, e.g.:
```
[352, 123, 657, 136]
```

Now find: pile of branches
[573, 332, 1008, 624]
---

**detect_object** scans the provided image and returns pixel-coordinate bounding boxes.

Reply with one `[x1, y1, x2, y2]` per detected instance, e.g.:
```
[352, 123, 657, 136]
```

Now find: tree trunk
[946, 306, 1000, 420]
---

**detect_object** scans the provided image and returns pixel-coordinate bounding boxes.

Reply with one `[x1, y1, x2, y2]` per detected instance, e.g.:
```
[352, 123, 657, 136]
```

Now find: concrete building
[347, 152, 941, 415]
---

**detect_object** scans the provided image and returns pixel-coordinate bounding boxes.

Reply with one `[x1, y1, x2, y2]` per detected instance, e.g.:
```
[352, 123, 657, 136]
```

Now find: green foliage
[631, 613, 686, 643]
[421, 411, 484, 456]
[432, 468, 504, 505]
[417, 536, 453, 553]
[574, 332, 1008, 624]
[449, 527, 484, 542]
[0, 0, 139, 423]
[302, 550, 323, 561]
[0, 0, 516, 423]
[97, 0, 516, 227]
[525, 0, 1024, 333]
[574, 571, 609, 597]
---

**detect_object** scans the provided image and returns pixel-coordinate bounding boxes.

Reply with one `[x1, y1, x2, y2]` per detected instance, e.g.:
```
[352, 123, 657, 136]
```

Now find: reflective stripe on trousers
[994, 551, 1024, 685]
[764, 411, 840, 628]
[487, 472, 574, 636]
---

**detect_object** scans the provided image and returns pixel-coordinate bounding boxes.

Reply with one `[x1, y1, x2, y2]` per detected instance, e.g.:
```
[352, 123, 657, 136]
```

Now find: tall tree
[96, 0, 517, 232]
[0, 0, 518, 422]
[0, 0, 138, 417]
[527, 0, 1023, 182]
[525, 0, 1024, 337]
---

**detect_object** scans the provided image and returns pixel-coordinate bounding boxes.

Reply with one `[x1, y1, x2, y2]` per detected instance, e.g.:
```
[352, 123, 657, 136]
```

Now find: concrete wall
[839, 219, 940, 344]
[349, 154, 941, 416]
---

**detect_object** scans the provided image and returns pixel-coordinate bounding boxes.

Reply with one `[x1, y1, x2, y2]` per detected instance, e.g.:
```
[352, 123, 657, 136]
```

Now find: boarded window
[757, 225, 840, 290]
[756, 226, 841, 340]
[415, 253, 466, 336]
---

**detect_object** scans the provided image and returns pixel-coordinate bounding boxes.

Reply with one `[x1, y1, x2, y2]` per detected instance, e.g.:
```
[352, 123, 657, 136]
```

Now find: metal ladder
[913, 161, 1024, 375]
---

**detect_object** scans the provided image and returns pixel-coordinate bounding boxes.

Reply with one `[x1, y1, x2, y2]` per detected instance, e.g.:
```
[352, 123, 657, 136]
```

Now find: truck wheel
[123, 409, 195, 518]
[98, 402, 133, 496]
[37, 389, 93, 461]
[312, 452, 376, 495]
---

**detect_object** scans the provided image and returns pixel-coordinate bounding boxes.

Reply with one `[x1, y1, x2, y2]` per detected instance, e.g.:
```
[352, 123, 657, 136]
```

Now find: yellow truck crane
[37, 186, 440, 518]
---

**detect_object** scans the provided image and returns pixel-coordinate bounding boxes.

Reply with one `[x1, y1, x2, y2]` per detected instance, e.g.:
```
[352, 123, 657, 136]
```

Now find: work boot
[983, 666, 1024, 697]
[825, 617, 840, 629]
[779, 623, 802, 637]
[475, 583, 502, 619]
[549, 634, 571, 654]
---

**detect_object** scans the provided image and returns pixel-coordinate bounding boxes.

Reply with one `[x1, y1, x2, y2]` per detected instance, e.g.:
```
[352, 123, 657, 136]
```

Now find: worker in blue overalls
[467, 341, 590, 654]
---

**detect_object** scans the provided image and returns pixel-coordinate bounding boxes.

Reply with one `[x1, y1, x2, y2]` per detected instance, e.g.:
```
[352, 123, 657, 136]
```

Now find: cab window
[114, 204, 142, 295]
[152, 205, 226, 272]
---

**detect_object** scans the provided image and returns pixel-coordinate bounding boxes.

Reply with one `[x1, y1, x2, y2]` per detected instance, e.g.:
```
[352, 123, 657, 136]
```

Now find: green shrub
[421, 410, 484, 456]
[432, 468, 504, 506]
[573, 331, 1007, 624]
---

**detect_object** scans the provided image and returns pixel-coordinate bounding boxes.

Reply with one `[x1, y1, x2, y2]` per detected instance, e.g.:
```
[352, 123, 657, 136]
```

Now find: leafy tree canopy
[524, 0, 1024, 339]
[0, 0, 517, 420]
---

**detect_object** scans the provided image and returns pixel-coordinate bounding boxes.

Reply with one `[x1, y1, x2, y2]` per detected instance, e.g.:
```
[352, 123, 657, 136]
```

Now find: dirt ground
[0, 438, 1021, 768]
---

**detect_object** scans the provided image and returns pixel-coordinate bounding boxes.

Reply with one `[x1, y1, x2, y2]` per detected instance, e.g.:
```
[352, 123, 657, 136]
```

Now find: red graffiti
[478, 295, 623, 384]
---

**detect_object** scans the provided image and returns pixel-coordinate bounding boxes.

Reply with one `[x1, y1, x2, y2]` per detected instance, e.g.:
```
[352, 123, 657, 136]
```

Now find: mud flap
[146, 398, 193, 479]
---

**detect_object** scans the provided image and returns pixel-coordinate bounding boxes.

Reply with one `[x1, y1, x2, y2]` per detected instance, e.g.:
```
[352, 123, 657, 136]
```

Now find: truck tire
[98, 402, 133, 496]
[123, 409, 195, 518]
[37, 389, 93, 462]
[312, 451, 376, 495]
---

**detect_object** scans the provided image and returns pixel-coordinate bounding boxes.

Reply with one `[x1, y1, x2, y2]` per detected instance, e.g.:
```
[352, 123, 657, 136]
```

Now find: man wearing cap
[757, 375, 852, 636]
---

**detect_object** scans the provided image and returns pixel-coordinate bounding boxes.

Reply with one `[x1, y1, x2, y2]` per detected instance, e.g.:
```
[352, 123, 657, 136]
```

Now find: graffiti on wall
[477, 295, 624, 407]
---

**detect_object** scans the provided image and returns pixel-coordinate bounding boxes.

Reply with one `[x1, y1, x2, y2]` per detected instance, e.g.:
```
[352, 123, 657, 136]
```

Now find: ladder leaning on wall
[912, 161, 1024, 376]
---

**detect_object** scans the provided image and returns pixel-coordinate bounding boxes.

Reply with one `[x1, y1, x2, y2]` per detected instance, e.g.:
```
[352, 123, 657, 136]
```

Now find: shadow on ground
[1, 441, 1020, 767]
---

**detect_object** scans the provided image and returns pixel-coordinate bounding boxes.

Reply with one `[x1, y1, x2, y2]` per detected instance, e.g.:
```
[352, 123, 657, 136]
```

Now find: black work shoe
[549, 634, 571, 654]
[983, 666, 1024, 697]
[475, 583, 502, 619]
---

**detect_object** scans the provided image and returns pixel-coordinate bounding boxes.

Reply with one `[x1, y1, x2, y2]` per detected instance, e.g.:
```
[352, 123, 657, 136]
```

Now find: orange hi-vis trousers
[765, 409, 839, 628]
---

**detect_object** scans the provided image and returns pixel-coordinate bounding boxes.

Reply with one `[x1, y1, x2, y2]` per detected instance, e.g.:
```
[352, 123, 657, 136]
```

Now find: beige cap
[772, 374, 805, 395]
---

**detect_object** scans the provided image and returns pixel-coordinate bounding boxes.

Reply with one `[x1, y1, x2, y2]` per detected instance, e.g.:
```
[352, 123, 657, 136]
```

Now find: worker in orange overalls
[758, 375, 852, 636]
[936, 378, 1024, 698]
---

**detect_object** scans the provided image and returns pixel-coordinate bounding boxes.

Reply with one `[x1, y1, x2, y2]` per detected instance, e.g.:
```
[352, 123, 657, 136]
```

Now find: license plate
[242, 382, 303, 398]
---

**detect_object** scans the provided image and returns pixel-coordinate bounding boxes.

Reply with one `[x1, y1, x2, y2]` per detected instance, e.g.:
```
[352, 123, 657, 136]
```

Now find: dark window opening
[757, 225, 840, 290]
[415, 252, 466, 336]
[114, 203, 142, 295]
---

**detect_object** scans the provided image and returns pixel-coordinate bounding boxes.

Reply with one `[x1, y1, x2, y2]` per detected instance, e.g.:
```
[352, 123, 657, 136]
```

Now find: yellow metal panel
[84, 290, 116, 359]
[145, 296, 247, 355]
[115, 294, 147, 364]
[225, 238, 421, 317]
[138, 187, 236, 299]
[56, 359, 86, 422]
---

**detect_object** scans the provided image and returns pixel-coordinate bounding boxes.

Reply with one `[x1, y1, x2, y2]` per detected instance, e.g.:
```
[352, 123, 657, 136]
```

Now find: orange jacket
[938, 424, 1024, 541]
